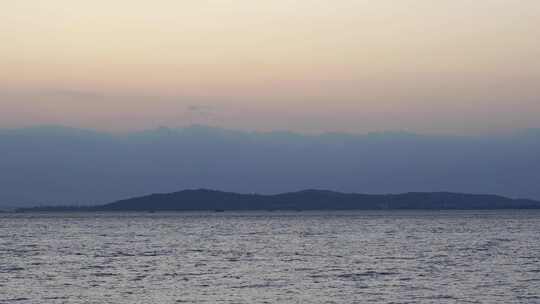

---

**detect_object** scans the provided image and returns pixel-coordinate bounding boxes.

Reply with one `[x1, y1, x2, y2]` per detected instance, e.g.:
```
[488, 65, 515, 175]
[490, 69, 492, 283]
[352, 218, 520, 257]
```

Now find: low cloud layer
[1, 125, 539, 207]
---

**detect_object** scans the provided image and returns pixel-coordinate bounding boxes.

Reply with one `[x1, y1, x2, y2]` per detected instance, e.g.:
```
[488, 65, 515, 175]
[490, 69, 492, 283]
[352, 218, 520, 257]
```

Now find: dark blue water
[1, 211, 539, 303]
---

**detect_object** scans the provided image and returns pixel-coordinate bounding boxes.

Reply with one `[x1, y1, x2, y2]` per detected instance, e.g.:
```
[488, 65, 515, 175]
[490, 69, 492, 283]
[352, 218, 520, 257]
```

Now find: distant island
[15, 189, 540, 212]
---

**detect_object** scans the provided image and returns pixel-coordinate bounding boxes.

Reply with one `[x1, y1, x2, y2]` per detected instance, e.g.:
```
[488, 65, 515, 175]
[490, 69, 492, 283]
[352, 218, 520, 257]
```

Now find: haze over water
[1, 211, 539, 303]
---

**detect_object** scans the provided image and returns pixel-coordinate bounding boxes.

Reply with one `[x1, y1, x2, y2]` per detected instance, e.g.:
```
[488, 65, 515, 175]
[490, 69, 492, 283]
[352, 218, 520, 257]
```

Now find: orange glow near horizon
[1, 0, 539, 134]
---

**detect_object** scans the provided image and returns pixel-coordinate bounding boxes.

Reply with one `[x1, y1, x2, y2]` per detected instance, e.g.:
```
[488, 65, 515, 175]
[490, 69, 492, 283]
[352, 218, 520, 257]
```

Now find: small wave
[338, 271, 399, 280]
[2, 298, 30, 302]
[0, 266, 25, 273]
[93, 272, 118, 277]
[422, 295, 458, 300]
[376, 256, 416, 260]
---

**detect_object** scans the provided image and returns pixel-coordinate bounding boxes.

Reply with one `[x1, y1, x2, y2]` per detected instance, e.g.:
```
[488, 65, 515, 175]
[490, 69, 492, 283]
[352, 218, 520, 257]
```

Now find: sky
[1, 0, 539, 134]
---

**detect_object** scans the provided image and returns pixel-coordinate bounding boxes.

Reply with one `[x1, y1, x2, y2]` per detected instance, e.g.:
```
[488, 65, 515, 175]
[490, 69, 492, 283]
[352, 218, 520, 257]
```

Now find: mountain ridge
[16, 189, 540, 212]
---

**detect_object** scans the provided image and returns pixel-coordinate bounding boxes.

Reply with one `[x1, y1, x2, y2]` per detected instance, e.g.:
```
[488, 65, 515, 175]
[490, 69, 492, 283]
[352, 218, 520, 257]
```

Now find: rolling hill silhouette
[18, 189, 540, 212]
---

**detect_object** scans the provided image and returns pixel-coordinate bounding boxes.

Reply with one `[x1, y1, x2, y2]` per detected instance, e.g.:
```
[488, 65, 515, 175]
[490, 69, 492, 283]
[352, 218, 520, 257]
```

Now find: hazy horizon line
[3, 123, 540, 138]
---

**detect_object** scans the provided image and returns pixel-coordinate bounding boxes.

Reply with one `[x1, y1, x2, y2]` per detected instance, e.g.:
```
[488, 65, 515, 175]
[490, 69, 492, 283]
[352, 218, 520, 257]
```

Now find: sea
[1, 210, 539, 303]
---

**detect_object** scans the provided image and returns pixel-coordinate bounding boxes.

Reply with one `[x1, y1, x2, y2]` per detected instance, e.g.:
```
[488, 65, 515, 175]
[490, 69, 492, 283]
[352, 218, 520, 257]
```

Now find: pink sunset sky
[1, 0, 539, 134]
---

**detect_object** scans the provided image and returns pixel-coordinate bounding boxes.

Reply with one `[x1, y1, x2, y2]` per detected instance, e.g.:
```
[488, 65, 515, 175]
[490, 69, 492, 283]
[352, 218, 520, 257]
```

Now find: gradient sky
[1, 0, 539, 134]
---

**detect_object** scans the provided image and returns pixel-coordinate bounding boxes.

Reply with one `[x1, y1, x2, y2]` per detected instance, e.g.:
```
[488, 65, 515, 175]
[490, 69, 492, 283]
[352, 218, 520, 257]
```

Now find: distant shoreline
[14, 189, 540, 213]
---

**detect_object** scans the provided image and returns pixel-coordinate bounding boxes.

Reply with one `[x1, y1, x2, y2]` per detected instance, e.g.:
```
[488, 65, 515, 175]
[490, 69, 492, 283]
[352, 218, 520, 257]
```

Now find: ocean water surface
[1, 211, 539, 303]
